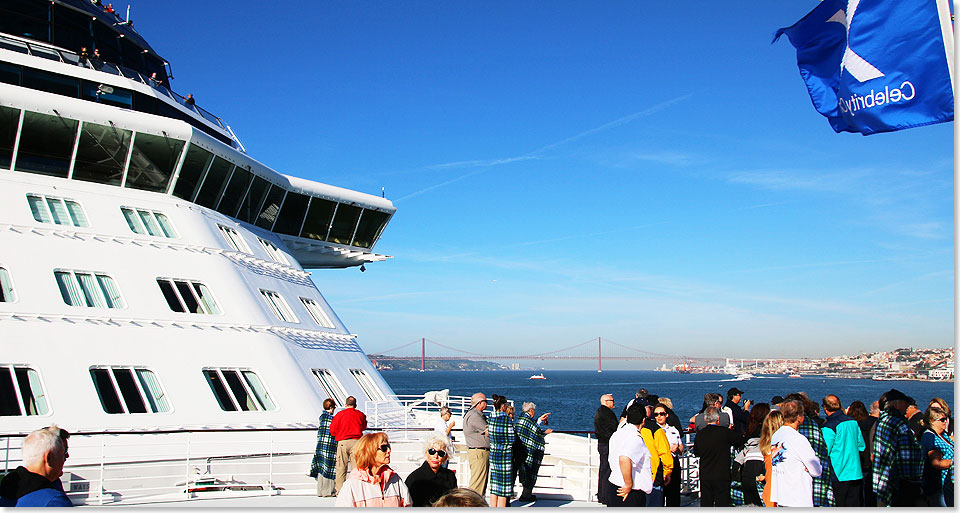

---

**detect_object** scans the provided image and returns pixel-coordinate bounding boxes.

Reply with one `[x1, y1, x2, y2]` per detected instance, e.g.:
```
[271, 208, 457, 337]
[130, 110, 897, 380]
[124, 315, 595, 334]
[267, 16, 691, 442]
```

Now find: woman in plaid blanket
[488, 394, 515, 507]
[309, 398, 338, 497]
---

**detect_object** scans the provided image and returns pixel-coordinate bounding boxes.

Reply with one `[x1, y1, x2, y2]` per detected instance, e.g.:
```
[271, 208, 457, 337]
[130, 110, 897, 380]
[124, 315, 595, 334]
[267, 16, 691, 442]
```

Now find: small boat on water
[735, 373, 755, 381]
[789, 373, 803, 378]
[529, 373, 546, 380]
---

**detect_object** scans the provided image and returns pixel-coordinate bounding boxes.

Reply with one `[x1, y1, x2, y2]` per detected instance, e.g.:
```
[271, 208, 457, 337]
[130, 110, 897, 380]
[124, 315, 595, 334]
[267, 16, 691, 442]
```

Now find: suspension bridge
[367, 337, 734, 372]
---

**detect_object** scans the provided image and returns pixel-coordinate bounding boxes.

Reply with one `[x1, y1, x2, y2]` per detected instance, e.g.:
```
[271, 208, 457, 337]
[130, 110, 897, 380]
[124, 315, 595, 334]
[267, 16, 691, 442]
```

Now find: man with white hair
[0, 425, 72, 507]
[514, 401, 553, 502]
[463, 392, 490, 495]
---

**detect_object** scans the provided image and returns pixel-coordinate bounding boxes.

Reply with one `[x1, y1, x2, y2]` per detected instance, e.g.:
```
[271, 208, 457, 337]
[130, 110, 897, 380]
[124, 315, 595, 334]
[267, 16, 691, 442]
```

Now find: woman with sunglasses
[652, 404, 683, 507]
[920, 406, 954, 507]
[335, 432, 412, 507]
[405, 436, 458, 507]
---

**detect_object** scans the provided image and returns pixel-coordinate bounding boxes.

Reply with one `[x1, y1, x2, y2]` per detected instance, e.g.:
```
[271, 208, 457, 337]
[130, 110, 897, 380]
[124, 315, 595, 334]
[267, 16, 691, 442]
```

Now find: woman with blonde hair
[758, 410, 783, 507]
[335, 432, 411, 507]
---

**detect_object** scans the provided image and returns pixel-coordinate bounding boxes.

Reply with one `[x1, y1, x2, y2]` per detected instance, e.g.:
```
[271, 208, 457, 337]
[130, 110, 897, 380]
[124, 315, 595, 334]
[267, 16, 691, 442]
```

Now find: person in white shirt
[607, 407, 653, 507]
[770, 400, 823, 507]
[430, 407, 455, 468]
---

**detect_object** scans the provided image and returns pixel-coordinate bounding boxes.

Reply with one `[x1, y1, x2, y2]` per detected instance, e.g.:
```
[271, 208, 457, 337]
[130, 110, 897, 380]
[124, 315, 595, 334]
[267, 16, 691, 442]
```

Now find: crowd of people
[593, 386, 954, 508]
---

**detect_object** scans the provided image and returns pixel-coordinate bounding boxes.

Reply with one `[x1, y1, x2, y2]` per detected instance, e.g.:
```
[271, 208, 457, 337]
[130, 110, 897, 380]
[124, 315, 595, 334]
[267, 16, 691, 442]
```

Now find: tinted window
[172, 144, 211, 200]
[217, 167, 252, 217]
[15, 111, 78, 178]
[73, 121, 131, 185]
[125, 132, 184, 193]
[194, 156, 232, 209]
[236, 176, 269, 223]
[113, 368, 147, 413]
[0, 105, 20, 169]
[255, 185, 285, 229]
[300, 197, 337, 241]
[328, 204, 362, 244]
[0, 1, 49, 42]
[272, 191, 309, 236]
[203, 370, 237, 411]
[92, 22, 121, 63]
[21, 68, 79, 97]
[79, 81, 133, 109]
[52, 5, 93, 51]
[0, 61, 21, 85]
[90, 368, 124, 414]
[352, 209, 390, 249]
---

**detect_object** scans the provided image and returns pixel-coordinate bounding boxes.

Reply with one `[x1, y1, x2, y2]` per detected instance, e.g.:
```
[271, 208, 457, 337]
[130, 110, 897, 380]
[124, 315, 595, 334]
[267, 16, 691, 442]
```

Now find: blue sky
[133, 1, 954, 367]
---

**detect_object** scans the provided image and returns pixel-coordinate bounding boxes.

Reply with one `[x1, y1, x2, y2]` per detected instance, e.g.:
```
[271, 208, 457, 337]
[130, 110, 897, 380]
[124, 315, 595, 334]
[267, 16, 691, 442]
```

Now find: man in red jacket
[330, 396, 367, 492]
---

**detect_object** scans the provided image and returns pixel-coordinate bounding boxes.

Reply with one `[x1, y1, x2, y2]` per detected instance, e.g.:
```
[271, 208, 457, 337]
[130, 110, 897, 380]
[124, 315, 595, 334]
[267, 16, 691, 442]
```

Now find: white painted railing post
[185, 435, 191, 499]
[98, 437, 105, 505]
[269, 429, 275, 496]
[587, 433, 593, 503]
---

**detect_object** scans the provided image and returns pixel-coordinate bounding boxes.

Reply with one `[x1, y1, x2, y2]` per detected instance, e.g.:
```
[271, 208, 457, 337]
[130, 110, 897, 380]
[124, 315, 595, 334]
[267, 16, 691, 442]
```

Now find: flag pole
[935, 0, 954, 91]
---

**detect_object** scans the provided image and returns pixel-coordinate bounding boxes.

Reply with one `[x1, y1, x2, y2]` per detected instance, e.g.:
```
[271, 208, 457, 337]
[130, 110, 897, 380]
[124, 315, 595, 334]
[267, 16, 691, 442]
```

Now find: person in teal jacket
[821, 394, 866, 506]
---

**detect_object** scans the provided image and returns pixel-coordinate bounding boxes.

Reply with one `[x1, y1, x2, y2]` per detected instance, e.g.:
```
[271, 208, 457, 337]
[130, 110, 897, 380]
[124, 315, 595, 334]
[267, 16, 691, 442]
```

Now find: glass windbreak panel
[195, 156, 232, 208]
[242, 371, 275, 410]
[73, 122, 131, 186]
[203, 370, 237, 411]
[15, 111, 78, 177]
[156, 279, 185, 312]
[223, 370, 257, 411]
[255, 185, 285, 229]
[328, 204, 362, 244]
[172, 144, 211, 200]
[272, 192, 309, 236]
[0, 267, 15, 302]
[90, 368, 125, 414]
[0, 367, 22, 415]
[21, 68, 79, 97]
[0, 105, 20, 168]
[15, 367, 47, 415]
[216, 167, 251, 217]
[126, 133, 184, 193]
[174, 280, 201, 313]
[352, 209, 390, 249]
[236, 176, 270, 224]
[300, 197, 336, 240]
[113, 368, 147, 414]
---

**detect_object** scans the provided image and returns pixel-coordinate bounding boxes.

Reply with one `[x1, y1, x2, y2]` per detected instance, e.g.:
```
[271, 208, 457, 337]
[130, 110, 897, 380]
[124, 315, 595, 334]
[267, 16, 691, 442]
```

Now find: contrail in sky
[394, 93, 694, 203]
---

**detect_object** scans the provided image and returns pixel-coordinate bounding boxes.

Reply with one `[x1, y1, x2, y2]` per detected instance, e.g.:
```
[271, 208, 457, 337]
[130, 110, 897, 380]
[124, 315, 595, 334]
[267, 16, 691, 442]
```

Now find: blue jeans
[645, 485, 663, 507]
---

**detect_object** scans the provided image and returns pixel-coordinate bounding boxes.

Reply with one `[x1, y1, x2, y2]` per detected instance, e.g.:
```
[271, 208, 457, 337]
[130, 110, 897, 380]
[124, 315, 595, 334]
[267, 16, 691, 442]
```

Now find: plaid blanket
[515, 413, 547, 487]
[872, 409, 923, 505]
[798, 416, 835, 507]
[488, 411, 515, 497]
[309, 411, 337, 480]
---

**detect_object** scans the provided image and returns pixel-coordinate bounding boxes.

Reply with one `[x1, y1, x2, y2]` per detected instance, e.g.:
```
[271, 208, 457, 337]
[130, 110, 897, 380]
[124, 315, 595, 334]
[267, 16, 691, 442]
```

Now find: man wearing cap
[871, 389, 924, 506]
[463, 392, 490, 495]
[770, 395, 785, 411]
[725, 388, 751, 436]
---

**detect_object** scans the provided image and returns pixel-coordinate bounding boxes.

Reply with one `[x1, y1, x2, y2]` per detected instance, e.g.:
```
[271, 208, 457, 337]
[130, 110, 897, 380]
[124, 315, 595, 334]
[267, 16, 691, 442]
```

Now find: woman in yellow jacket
[638, 408, 674, 507]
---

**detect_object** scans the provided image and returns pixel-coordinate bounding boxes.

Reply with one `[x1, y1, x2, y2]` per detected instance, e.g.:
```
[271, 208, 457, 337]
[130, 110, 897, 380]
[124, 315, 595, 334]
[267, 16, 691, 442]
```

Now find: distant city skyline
[133, 1, 954, 363]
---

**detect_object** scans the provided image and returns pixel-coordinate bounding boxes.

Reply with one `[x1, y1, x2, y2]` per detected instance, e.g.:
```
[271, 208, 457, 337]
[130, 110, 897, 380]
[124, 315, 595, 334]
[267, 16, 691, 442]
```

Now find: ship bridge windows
[236, 176, 271, 224]
[259, 289, 298, 323]
[0, 267, 15, 302]
[195, 156, 234, 209]
[15, 111, 78, 178]
[156, 278, 220, 314]
[172, 144, 213, 201]
[311, 369, 348, 407]
[203, 368, 276, 412]
[121, 207, 177, 238]
[72, 121, 132, 186]
[258, 238, 290, 265]
[349, 369, 386, 402]
[272, 192, 309, 236]
[255, 184, 286, 230]
[125, 132, 185, 193]
[90, 367, 170, 414]
[328, 204, 361, 245]
[216, 166, 253, 218]
[299, 197, 336, 241]
[301, 298, 335, 329]
[218, 224, 251, 254]
[353, 209, 390, 249]
[27, 194, 89, 227]
[0, 366, 48, 417]
[54, 270, 125, 309]
[0, 105, 20, 169]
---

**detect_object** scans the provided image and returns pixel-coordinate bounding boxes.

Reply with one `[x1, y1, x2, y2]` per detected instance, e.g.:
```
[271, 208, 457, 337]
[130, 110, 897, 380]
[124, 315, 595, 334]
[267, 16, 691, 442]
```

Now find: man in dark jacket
[693, 407, 744, 507]
[594, 394, 618, 505]
[725, 388, 751, 436]
[0, 425, 72, 507]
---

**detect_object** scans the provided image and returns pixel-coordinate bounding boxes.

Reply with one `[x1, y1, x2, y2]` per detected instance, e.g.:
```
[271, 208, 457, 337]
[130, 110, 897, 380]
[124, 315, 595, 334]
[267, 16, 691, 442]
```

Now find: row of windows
[1, 105, 392, 249]
[0, 364, 382, 416]
[0, 266, 335, 327]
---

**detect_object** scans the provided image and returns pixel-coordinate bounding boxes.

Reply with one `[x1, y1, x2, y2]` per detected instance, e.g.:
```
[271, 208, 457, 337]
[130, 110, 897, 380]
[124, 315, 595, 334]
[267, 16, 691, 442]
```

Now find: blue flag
[775, 0, 954, 135]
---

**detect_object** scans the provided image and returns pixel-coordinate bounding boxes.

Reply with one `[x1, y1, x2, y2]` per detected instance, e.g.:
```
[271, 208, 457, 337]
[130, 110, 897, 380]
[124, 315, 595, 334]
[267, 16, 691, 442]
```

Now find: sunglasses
[654, 412, 667, 417]
[378, 443, 391, 452]
[937, 417, 949, 423]
[428, 448, 447, 458]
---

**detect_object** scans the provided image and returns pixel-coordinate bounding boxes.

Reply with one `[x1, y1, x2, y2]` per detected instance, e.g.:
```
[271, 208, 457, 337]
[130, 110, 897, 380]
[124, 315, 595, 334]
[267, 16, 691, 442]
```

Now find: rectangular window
[272, 191, 309, 236]
[0, 105, 20, 169]
[301, 298, 334, 328]
[0, 366, 49, 416]
[72, 121, 131, 186]
[311, 369, 347, 406]
[125, 132, 184, 193]
[258, 238, 289, 265]
[27, 194, 89, 227]
[90, 367, 169, 414]
[300, 197, 337, 241]
[216, 166, 252, 217]
[236, 175, 270, 224]
[260, 289, 298, 323]
[54, 270, 124, 309]
[203, 368, 276, 412]
[120, 207, 178, 238]
[155, 278, 220, 314]
[349, 368, 386, 402]
[172, 144, 212, 200]
[352, 209, 391, 249]
[255, 185, 285, 229]
[15, 111, 78, 178]
[218, 225, 251, 254]
[328, 203, 362, 245]
[195, 156, 233, 209]
[0, 267, 16, 302]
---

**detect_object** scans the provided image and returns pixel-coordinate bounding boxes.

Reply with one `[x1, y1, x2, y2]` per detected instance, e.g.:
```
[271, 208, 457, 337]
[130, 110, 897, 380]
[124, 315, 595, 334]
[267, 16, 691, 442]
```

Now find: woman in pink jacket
[335, 432, 412, 507]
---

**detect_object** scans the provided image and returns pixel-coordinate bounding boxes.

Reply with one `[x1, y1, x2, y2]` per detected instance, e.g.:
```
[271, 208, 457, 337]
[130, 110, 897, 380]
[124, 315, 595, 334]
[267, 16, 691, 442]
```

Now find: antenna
[126, 5, 130, 22]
